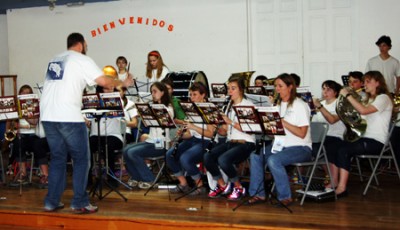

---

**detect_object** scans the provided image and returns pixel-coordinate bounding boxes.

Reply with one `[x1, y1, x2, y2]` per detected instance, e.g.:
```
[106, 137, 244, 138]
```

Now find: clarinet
[170, 125, 188, 159]
[205, 96, 232, 153]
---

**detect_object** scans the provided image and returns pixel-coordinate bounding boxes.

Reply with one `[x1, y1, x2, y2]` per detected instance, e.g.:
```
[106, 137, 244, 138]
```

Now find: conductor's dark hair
[67, 33, 84, 49]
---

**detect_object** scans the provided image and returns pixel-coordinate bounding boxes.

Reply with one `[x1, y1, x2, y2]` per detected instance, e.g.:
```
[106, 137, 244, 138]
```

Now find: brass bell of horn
[103, 65, 118, 79]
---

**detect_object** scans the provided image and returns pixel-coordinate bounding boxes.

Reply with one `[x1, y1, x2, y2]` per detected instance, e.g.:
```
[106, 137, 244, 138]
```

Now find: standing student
[203, 75, 256, 201]
[247, 73, 312, 206]
[366, 35, 400, 93]
[41, 32, 133, 214]
[146, 50, 169, 84]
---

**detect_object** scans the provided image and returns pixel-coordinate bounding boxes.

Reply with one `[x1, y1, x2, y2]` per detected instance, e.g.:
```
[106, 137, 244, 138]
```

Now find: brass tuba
[336, 88, 367, 142]
[229, 71, 255, 93]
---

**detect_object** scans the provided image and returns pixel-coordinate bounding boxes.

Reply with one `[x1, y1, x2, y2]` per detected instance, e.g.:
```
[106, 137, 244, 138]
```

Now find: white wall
[0, 15, 9, 74]
[7, 0, 248, 92]
[3, 0, 400, 95]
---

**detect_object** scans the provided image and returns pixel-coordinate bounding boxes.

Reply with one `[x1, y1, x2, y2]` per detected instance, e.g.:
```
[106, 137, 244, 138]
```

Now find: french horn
[336, 88, 367, 142]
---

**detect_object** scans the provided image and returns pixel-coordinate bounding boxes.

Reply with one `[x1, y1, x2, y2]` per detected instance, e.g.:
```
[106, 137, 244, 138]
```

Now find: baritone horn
[4, 120, 17, 142]
[229, 71, 255, 93]
[336, 87, 367, 142]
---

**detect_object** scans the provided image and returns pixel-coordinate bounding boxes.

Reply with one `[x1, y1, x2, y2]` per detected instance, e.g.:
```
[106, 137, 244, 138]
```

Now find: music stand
[134, 103, 176, 197]
[83, 92, 128, 201]
[86, 111, 128, 201]
[173, 101, 228, 201]
[229, 105, 292, 213]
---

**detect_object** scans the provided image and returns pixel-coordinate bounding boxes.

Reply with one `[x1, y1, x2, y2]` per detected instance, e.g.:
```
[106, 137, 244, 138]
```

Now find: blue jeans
[249, 144, 311, 200]
[204, 141, 255, 183]
[166, 137, 210, 180]
[43, 121, 90, 209]
[123, 142, 165, 182]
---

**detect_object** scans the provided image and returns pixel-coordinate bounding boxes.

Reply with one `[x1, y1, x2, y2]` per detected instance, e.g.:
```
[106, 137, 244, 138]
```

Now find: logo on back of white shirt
[46, 61, 64, 80]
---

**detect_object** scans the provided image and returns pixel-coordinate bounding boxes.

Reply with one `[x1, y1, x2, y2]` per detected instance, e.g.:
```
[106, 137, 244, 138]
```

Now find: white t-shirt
[19, 119, 35, 135]
[118, 72, 128, 81]
[226, 98, 256, 143]
[149, 66, 169, 84]
[190, 123, 211, 140]
[366, 55, 400, 93]
[275, 97, 312, 149]
[312, 99, 345, 139]
[40, 50, 103, 122]
[90, 117, 123, 142]
[124, 99, 138, 135]
[362, 94, 393, 144]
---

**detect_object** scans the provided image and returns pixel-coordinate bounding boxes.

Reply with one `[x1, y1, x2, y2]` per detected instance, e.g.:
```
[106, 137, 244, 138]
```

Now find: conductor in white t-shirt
[40, 32, 133, 214]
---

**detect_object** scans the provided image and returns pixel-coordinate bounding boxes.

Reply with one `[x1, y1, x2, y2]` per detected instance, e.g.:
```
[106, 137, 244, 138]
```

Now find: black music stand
[173, 101, 228, 201]
[88, 111, 128, 202]
[134, 103, 176, 198]
[230, 105, 292, 213]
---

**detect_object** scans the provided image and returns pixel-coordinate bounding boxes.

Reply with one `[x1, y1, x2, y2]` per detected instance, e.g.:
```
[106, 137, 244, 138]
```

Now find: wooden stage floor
[0, 172, 400, 230]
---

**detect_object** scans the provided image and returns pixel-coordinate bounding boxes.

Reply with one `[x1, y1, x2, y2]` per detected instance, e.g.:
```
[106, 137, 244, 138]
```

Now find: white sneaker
[138, 181, 157, 189]
[127, 178, 138, 188]
[72, 203, 98, 214]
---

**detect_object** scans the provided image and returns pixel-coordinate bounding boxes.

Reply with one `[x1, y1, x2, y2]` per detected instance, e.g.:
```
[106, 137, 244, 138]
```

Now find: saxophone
[335, 88, 367, 142]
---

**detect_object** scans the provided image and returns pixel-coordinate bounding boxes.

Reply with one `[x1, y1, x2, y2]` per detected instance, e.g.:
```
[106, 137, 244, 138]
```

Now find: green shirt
[171, 96, 186, 120]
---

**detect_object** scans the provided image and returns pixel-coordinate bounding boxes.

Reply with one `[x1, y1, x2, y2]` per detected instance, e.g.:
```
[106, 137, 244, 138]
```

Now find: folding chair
[355, 121, 400, 195]
[291, 122, 336, 205]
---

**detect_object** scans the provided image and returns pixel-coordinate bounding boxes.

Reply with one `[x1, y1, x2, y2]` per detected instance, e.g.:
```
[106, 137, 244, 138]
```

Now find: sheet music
[0, 96, 18, 120]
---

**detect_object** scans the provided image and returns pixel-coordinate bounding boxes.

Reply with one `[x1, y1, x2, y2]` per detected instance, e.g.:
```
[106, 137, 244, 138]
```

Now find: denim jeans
[204, 141, 255, 183]
[123, 142, 165, 182]
[43, 121, 90, 209]
[249, 144, 311, 200]
[166, 136, 209, 180]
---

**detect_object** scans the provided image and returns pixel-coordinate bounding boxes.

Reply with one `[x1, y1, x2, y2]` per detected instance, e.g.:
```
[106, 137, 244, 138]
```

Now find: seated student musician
[203, 75, 256, 200]
[161, 78, 186, 125]
[254, 75, 268, 87]
[348, 71, 366, 100]
[312, 80, 346, 186]
[247, 73, 312, 206]
[166, 82, 215, 195]
[10, 85, 49, 187]
[123, 82, 174, 189]
[87, 85, 124, 187]
[331, 71, 393, 197]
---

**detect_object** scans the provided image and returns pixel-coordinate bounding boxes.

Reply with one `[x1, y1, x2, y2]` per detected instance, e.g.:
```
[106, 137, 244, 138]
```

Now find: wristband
[316, 104, 323, 110]
[345, 93, 351, 98]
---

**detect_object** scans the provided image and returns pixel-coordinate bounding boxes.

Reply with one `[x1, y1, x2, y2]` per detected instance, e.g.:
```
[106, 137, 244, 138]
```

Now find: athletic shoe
[170, 184, 191, 194]
[208, 183, 231, 198]
[227, 186, 246, 200]
[127, 178, 138, 188]
[189, 186, 207, 196]
[72, 204, 98, 214]
[44, 202, 65, 212]
[138, 181, 157, 189]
